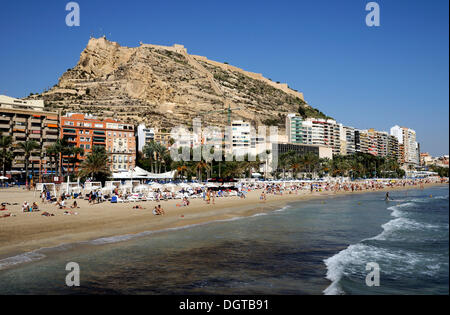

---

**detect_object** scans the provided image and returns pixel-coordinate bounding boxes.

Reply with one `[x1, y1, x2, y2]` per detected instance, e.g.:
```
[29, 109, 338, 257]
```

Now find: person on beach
[71, 200, 79, 209]
[260, 191, 266, 202]
[32, 202, 39, 211]
[157, 205, 165, 215]
[206, 190, 211, 204]
[22, 201, 30, 212]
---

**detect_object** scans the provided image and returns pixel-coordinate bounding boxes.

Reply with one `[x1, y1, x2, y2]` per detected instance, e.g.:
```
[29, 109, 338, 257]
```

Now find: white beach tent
[111, 167, 176, 180]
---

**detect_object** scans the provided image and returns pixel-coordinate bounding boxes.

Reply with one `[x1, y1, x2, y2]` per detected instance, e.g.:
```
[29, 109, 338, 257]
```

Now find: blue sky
[0, 0, 448, 155]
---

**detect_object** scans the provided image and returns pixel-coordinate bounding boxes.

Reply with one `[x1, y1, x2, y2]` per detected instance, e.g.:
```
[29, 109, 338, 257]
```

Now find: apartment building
[136, 124, 155, 152]
[60, 113, 135, 172]
[285, 114, 341, 155]
[390, 125, 419, 165]
[229, 120, 251, 156]
[387, 135, 400, 162]
[0, 95, 59, 177]
[343, 126, 356, 155]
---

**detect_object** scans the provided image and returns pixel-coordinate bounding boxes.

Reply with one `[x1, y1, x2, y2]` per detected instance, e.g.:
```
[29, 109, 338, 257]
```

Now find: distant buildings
[420, 152, 449, 168]
[284, 113, 420, 166]
[0, 92, 433, 180]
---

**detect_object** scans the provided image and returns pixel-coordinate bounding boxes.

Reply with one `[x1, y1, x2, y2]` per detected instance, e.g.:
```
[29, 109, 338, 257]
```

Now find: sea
[0, 185, 448, 295]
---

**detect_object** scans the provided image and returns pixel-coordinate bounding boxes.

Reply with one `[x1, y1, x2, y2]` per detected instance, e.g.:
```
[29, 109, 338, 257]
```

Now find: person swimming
[385, 192, 393, 201]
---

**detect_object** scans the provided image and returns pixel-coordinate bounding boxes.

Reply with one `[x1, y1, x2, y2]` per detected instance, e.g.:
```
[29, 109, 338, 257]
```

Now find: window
[80, 144, 85, 149]
[85, 144, 90, 149]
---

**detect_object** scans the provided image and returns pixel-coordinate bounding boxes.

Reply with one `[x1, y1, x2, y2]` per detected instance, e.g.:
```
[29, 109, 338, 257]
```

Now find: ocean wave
[370, 217, 441, 241]
[0, 251, 46, 271]
[324, 194, 448, 295]
[274, 205, 291, 213]
[323, 239, 444, 295]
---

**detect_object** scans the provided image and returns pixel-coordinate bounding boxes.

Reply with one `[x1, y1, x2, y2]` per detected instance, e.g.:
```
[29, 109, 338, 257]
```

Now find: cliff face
[32, 37, 329, 129]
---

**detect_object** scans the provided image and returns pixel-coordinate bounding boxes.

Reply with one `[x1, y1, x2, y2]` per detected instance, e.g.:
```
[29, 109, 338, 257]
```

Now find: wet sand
[0, 183, 446, 260]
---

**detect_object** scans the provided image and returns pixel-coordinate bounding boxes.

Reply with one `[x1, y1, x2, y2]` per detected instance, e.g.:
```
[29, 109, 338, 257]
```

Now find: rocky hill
[29, 37, 330, 129]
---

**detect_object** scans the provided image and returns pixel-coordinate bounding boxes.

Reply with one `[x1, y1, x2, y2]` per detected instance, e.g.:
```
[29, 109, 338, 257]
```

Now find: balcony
[29, 134, 41, 140]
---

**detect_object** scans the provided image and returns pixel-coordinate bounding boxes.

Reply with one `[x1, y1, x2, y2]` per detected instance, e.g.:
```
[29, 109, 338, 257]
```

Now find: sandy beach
[0, 182, 447, 260]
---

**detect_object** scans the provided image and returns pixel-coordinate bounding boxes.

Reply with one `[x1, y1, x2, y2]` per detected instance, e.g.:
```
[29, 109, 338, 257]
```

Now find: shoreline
[0, 183, 447, 264]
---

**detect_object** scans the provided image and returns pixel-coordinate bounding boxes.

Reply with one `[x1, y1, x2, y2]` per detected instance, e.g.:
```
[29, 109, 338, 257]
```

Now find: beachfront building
[285, 114, 342, 155]
[420, 152, 433, 166]
[136, 124, 155, 152]
[153, 130, 173, 148]
[229, 120, 251, 156]
[273, 142, 333, 160]
[387, 135, 400, 162]
[376, 131, 389, 157]
[390, 125, 419, 165]
[343, 126, 356, 155]
[355, 130, 369, 154]
[0, 95, 59, 179]
[60, 113, 135, 172]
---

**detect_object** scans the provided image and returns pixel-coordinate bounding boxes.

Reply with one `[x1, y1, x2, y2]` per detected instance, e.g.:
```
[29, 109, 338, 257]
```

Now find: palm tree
[192, 161, 210, 182]
[45, 144, 58, 179]
[289, 154, 301, 179]
[155, 143, 168, 173]
[18, 140, 40, 187]
[143, 141, 157, 173]
[78, 146, 111, 180]
[0, 135, 13, 177]
[69, 147, 85, 177]
[54, 139, 70, 179]
[279, 152, 291, 179]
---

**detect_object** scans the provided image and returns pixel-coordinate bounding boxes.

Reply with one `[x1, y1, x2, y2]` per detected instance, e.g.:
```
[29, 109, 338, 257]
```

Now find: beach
[0, 181, 446, 261]
[0, 183, 447, 295]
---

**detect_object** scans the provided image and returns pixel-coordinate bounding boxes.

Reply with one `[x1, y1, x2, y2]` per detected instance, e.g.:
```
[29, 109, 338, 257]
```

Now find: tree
[69, 146, 85, 177]
[78, 146, 111, 180]
[45, 144, 58, 179]
[53, 138, 70, 179]
[143, 141, 157, 173]
[0, 135, 13, 177]
[18, 140, 40, 187]
[191, 155, 211, 181]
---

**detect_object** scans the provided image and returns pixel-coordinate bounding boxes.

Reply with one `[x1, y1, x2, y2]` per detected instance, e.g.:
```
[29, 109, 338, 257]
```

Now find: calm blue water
[0, 186, 448, 295]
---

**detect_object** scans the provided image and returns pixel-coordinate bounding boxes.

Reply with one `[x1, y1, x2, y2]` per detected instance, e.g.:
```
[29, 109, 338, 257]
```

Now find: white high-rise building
[390, 125, 418, 165]
[136, 124, 155, 152]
